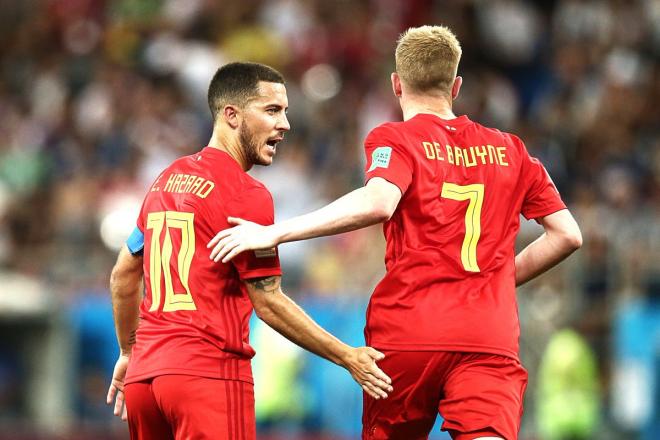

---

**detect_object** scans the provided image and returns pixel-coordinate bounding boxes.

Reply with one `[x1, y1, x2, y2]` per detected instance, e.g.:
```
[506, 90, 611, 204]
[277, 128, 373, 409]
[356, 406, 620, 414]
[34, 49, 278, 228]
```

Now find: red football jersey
[125, 147, 281, 384]
[363, 114, 565, 359]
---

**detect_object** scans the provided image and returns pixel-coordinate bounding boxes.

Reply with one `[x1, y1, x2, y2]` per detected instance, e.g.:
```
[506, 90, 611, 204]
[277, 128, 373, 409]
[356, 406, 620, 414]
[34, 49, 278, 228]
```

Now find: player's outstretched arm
[515, 209, 582, 286]
[107, 245, 143, 421]
[208, 178, 401, 262]
[244, 275, 394, 400]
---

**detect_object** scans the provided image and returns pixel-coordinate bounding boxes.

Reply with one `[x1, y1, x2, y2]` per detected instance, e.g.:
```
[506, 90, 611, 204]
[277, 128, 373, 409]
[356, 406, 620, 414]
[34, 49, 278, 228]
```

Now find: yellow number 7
[440, 183, 484, 272]
[146, 211, 197, 312]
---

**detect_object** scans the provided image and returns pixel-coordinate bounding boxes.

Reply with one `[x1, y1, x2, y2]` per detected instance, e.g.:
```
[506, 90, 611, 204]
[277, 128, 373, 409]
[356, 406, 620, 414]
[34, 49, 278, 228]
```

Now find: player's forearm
[516, 209, 582, 286]
[272, 185, 392, 244]
[247, 278, 350, 367]
[110, 248, 143, 355]
[110, 276, 142, 355]
[261, 293, 351, 365]
[515, 231, 581, 286]
[111, 287, 141, 355]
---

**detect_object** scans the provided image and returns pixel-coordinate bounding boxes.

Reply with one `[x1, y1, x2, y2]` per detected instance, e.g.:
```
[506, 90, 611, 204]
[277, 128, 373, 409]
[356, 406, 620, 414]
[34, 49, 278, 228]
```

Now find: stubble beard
[239, 122, 269, 167]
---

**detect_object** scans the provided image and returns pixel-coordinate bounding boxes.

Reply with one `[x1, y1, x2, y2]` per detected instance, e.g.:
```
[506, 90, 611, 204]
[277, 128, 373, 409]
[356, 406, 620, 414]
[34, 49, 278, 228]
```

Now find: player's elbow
[251, 295, 269, 318]
[565, 228, 583, 252]
[543, 210, 582, 255]
[110, 259, 143, 298]
[369, 203, 393, 223]
[362, 179, 401, 224]
[252, 295, 280, 324]
[366, 191, 398, 222]
[559, 226, 582, 254]
[110, 267, 132, 299]
[249, 288, 278, 318]
[110, 264, 127, 289]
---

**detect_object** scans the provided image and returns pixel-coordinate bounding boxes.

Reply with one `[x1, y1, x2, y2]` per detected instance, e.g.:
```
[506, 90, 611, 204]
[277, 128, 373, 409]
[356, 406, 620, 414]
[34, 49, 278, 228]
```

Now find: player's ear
[223, 105, 241, 129]
[391, 72, 402, 98]
[451, 76, 462, 100]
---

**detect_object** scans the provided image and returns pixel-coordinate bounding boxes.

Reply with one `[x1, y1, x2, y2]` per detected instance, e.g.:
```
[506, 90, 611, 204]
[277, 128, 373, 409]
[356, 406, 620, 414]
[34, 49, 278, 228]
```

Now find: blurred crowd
[0, 0, 658, 439]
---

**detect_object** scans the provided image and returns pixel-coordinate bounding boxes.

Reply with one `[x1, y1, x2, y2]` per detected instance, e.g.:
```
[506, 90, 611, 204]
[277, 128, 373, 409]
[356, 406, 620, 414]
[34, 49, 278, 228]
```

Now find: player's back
[363, 114, 565, 358]
[125, 147, 280, 385]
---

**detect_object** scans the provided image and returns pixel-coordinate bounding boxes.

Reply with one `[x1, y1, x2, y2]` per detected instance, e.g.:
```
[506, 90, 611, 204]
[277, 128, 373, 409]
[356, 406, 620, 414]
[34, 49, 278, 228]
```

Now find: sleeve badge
[367, 146, 393, 172]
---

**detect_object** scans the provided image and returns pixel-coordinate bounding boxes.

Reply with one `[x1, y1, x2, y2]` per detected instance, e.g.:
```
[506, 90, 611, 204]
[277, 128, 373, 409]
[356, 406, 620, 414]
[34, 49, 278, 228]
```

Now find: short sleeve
[364, 124, 414, 194]
[520, 144, 566, 220]
[127, 197, 148, 254]
[225, 186, 282, 280]
[126, 226, 144, 255]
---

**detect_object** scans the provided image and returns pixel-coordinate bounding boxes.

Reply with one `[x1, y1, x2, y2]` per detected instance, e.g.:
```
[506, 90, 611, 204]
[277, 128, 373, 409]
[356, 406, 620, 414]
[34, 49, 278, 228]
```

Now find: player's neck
[400, 95, 456, 121]
[207, 130, 252, 171]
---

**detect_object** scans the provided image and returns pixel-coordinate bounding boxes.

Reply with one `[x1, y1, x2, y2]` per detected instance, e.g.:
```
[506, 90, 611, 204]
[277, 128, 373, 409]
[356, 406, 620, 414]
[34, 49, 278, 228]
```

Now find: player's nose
[277, 113, 290, 132]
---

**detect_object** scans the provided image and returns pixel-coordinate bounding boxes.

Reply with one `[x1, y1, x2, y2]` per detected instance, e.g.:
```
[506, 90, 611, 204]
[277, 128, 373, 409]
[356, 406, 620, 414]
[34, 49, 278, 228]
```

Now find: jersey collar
[199, 147, 243, 170]
[414, 113, 471, 128]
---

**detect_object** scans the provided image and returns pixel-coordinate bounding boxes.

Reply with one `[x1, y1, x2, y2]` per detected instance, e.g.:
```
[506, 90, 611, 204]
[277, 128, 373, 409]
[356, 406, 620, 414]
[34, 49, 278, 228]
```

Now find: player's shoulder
[368, 120, 398, 133]
[200, 152, 256, 188]
[365, 121, 406, 145]
[470, 120, 527, 151]
[162, 151, 210, 176]
[234, 173, 274, 203]
[162, 153, 192, 172]
[149, 154, 193, 186]
[243, 174, 270, 193]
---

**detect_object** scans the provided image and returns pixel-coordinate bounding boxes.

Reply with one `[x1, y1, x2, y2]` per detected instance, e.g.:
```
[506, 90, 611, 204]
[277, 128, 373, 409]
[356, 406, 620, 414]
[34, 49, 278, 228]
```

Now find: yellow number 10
[146, 211, 197, 312]
[440, 183, 485, 272]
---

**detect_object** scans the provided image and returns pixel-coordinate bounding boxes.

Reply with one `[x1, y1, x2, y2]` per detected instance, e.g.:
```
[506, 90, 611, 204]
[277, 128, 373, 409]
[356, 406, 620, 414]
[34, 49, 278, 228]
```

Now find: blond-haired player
[209, 27, 582, 440]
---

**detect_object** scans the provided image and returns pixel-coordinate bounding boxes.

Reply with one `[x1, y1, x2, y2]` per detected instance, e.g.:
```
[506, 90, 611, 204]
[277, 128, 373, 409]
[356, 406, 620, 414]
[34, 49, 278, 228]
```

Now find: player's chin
[258, 148, 276, 165]
[255, 155, 273, 166]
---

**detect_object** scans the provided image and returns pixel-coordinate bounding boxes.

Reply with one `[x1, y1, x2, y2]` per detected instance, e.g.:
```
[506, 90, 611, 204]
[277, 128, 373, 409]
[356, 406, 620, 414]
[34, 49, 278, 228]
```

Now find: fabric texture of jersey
[125, 147, 281, 385]
[364, 114, 566, 359]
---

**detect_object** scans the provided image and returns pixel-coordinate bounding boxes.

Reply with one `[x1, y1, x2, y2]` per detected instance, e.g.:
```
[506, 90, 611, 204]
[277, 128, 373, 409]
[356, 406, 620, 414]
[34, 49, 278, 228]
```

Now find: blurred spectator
[0, 0, 657, 438]
[536, 328, 600, 440]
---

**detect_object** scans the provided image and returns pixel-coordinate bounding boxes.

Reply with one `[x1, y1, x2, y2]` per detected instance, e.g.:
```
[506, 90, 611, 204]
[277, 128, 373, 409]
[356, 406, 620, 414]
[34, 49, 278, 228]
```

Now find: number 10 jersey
[125, 147, 282, 385]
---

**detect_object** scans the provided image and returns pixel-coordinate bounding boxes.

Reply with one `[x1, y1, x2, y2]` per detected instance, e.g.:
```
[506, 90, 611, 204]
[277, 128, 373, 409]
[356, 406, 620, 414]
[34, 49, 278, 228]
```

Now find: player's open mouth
[266, 137, 283, 148]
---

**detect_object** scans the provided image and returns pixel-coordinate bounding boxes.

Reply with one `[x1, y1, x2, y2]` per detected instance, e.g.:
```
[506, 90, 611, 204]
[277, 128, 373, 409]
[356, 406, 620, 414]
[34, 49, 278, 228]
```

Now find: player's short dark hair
[207, 62, 285, 120]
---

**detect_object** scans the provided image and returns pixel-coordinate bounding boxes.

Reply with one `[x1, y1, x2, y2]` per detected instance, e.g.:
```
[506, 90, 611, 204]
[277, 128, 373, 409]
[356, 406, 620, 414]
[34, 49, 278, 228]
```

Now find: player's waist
[364, 299, 520, 356]
[364, 339, 519, 361]
[125, 353, 254, 384]
[135, 322, 255, 354]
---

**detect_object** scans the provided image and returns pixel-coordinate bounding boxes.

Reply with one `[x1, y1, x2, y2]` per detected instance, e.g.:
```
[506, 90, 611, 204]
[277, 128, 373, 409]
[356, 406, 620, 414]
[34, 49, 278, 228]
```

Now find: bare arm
[110, 245, 143, 355]
[270, 177, 401, 242]
[515, 209, 582, 286]
[209, 178, 401, 262]
[244, 275, 393, 399]
[107, 245, 143, 420]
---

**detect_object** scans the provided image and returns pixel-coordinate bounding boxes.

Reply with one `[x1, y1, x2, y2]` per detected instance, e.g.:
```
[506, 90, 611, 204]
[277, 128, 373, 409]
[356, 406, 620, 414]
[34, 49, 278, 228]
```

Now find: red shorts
[362, 351, 528, 440]
[124, 375, 255, 440]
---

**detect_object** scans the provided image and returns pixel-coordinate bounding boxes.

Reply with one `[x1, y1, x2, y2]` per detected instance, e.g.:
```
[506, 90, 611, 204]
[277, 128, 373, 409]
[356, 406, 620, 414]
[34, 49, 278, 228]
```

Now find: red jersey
[363, 114, 565, 359]
[125, 147, 281, 384]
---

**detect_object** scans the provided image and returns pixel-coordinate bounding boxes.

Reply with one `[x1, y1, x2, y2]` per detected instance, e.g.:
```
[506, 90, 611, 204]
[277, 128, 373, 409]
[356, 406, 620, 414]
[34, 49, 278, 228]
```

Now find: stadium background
[0, 0, 658, 439]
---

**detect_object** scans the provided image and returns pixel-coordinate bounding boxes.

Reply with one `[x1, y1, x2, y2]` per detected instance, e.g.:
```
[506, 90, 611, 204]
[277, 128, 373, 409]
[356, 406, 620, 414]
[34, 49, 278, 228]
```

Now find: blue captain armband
[126, 226, 145, 255]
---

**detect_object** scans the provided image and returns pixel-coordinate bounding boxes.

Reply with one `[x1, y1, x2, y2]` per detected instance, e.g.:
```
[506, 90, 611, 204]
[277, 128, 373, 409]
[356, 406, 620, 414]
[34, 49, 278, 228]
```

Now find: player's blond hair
[395, 25, 462, 95]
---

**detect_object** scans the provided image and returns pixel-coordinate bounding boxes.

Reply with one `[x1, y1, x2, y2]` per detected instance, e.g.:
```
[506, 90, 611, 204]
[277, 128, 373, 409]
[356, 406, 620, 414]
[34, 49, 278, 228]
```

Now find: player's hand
[207, 217, 279, 263]
[344, 347, 393, 400]
[107, 354, 130, 421]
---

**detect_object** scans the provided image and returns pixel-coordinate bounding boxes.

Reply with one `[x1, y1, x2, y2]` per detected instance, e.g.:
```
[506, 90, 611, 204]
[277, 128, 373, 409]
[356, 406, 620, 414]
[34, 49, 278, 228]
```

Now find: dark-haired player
[107, 62, 392, 440]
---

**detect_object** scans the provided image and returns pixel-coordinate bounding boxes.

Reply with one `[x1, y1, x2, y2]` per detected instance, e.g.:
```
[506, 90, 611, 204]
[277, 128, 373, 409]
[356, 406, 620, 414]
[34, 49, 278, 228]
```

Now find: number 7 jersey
[363, 114, 565, 359]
